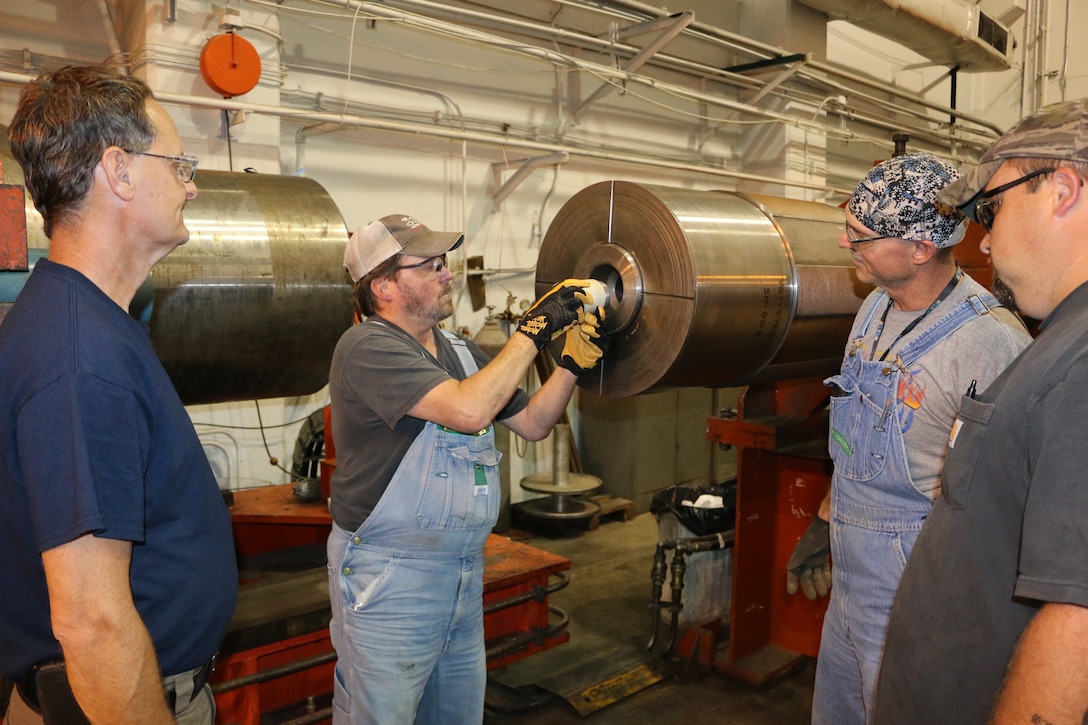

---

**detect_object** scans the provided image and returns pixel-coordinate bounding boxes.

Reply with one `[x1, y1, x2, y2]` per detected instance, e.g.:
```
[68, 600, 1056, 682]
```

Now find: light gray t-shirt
[846, 272, 1031, 498]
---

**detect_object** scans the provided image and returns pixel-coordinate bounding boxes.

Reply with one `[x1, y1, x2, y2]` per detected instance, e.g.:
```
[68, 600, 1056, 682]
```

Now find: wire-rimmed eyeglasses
[844, 225, 896, 248]
[974, 168, 1055, 232]
[125, 150, 199, 183]
[396, 254, 448, 275]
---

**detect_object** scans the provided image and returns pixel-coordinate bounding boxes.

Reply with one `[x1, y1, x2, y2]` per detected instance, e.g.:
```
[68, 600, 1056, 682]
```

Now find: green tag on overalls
[831, 429, 852, 456]
[473, 462, 487, 495]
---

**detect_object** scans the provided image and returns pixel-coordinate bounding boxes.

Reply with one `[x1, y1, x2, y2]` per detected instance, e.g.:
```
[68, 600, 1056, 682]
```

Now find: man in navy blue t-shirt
[0, 65, 237, 725]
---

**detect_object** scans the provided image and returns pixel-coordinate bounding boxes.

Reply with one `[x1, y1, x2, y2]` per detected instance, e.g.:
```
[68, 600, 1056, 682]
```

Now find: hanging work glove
[555, 308, 608, 375]
[517, 279, 594, 350]
[786, 516, 832, 600]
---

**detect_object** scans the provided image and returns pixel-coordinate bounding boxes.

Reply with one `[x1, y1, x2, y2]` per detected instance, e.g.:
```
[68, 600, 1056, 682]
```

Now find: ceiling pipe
[582, 0, 1005, 136]
[0, 69, 849, 195]
[303, 0, 992, 156]
[307, 2, 840, 133]
[303, 0, 999, 142]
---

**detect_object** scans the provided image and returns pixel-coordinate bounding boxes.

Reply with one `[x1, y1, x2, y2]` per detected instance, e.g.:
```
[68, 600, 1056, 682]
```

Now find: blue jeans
[812, 513, 920, 725]
[328, 523, 487, 725]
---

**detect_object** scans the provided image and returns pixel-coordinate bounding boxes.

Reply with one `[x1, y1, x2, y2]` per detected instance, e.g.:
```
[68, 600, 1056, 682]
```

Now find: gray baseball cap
[847, 152, 968, 248]
[939, 97, 1088, 221]
[344, 214, 464, 282]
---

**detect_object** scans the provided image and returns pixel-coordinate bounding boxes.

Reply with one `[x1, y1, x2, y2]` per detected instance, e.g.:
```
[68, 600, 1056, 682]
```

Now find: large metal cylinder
[0, 129, 353, 405]
[536, 181, 869, 397]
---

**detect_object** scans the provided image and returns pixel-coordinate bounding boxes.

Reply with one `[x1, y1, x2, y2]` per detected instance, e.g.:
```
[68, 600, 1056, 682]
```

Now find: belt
[438, 424, 491, 436]
[15, 678, 41, 714]
[163, 655, 216, 713]
[17, 655, 216, 717]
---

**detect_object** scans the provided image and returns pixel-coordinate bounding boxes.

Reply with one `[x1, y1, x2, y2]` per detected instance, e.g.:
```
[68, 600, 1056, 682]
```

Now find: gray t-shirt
[876, 280, 1088, 724]
[846, 272, 1031, 498]
[328, 316, 529, 531]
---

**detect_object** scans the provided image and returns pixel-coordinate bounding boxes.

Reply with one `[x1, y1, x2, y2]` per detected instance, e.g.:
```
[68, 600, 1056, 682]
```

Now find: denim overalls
[328, 330, 502, 725]
[811, 288, 997, 725]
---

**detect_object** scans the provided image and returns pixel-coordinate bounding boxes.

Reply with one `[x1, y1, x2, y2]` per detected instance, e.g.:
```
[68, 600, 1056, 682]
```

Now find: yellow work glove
[517, 279, 594, 350]
[555, 308, 608, 375]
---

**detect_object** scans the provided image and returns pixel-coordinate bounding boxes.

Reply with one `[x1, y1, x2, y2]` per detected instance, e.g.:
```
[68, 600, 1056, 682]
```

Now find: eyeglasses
[125, 150, 199, 183]
[396, 254, 447, 275]
[974, 168, 1055, 232]
[844, 225, 895, 247]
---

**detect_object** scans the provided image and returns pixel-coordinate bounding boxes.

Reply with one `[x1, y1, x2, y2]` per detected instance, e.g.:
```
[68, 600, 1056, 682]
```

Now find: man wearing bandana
[785, 153, 1031, 724]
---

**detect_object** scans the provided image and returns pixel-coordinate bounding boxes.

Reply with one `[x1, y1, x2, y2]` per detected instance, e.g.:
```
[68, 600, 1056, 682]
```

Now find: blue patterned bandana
[847, 152, 968, 248]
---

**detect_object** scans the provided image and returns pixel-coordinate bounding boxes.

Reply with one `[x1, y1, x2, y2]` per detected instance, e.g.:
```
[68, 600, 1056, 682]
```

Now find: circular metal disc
[519, 472, 602, 495]
[516, 496, 602, 520]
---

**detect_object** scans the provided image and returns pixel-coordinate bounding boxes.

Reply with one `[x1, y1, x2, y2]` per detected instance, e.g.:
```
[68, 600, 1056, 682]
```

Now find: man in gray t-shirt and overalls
[784, 154, 1031, 725]
[326, 214, 606, 725]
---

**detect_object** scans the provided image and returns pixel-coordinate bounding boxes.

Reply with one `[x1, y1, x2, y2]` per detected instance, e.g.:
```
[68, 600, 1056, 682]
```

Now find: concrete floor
[484, 512, 816, 725]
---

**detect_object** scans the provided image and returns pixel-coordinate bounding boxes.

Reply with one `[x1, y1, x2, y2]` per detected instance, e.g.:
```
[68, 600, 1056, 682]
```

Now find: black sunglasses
[974, 168, 1055, 232]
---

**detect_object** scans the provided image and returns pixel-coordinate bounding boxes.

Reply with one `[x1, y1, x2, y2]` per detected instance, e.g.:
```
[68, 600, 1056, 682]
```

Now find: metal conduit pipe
[368, 0, 999, 144]
[211, 651, 338, 695]
[363, 0, 1000, 143]
[645, 531, 735, 657]
[485, 604, 572, 661]
[0, 12, 987, 182]
[307, 0, 990, 157]
[0, 70, 853, 195]
[482, 572, 570, 616]
[307, 1, 834, 132]
[593, 0, 1005, 136]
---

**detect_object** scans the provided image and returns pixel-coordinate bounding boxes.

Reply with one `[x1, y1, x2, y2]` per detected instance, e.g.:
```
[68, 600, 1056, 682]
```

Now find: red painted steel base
[705, 377, 832, 685]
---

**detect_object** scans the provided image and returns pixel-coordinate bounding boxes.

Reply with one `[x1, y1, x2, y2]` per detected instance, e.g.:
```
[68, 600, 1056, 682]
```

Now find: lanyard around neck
[871, 268, 963, 362]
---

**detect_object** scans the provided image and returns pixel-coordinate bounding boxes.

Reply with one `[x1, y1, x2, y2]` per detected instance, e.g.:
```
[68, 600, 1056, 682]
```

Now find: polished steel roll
[536, 181, 868, 397]
[0, 128, 352, 405]
[147, 170, 352, 404]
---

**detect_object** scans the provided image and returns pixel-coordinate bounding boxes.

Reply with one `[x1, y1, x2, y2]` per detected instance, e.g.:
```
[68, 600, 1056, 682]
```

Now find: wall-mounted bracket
[569, 11, 694, 125]
[699, 53, 812, 149]
[489, 152, 569, 212]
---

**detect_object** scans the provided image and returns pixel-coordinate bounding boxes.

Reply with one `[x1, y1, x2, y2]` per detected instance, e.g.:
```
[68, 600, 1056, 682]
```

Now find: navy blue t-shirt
[0, 259, 238, 680]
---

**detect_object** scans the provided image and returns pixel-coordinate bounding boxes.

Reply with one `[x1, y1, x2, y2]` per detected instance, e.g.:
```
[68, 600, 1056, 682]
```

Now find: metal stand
[517, 424, 602, 520]
[705, 376, 832, 685]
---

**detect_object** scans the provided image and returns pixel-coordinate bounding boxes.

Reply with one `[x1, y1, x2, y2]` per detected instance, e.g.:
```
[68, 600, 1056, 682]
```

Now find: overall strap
[857, 290, 891, 337]
[440, 328, 480, 376]
[897, 292, 999, 367]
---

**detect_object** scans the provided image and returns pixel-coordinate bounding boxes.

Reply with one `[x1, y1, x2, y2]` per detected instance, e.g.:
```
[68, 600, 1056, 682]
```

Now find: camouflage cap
[939, 97, 1088, 221]
[847, 152, 967, 248]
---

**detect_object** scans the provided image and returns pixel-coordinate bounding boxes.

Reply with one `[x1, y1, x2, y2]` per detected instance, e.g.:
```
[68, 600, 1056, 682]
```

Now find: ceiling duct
[796, 0, 1013, 72]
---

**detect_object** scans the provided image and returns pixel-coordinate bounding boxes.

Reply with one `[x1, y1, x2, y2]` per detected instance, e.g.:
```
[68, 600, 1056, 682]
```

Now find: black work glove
[555, 309, 608, 375]
[786, 516, 832, 600]
[517, 279, 593, 350]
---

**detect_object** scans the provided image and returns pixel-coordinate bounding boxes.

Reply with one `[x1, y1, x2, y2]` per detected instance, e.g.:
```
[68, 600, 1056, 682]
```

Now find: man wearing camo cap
[785, 152, 1030, 725]
[875, 101, 1088, 724]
